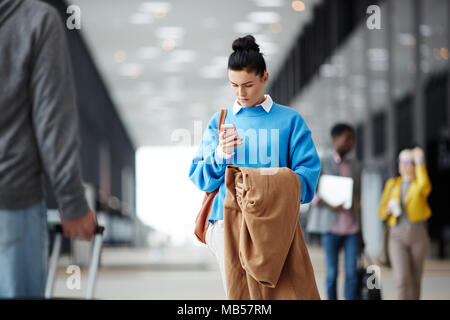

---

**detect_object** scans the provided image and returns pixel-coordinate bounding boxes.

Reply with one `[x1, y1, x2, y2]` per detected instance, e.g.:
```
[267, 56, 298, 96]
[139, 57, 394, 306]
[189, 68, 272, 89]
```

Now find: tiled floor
[50, 244, 450, 300]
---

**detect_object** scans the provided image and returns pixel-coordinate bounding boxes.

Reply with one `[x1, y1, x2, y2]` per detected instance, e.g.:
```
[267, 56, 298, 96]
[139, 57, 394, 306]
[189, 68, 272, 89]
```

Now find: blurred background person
[0, 0, 96, 298]
[378, 147, 432, 300]
[306, 123, 362, 300]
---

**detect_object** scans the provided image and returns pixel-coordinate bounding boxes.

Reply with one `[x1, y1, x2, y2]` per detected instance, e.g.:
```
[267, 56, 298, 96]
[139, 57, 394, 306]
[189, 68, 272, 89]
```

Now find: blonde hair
[398, 149, 414, 162]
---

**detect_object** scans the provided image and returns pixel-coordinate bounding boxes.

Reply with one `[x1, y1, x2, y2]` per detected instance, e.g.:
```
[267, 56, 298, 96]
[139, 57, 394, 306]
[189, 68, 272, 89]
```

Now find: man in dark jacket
[0, 0, 96, 298]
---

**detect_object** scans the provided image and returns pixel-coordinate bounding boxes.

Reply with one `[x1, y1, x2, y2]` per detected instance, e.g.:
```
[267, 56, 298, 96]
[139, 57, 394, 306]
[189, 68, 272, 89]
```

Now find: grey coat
[306, 152, 362, 234]
[0, 0, 89, 219]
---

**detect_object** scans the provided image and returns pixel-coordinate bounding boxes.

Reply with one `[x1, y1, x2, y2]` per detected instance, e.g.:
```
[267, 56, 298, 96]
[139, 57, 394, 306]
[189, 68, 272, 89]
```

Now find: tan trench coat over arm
[223, 166, 320, 300]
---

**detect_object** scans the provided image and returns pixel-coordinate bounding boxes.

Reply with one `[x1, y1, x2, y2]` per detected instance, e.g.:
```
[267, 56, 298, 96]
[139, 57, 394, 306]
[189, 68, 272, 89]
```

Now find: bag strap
[218, 109, 227, 134]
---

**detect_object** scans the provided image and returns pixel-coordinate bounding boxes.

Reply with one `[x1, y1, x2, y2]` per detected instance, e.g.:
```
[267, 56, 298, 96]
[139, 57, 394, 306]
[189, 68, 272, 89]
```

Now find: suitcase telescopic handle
[46, 224, 105, 299]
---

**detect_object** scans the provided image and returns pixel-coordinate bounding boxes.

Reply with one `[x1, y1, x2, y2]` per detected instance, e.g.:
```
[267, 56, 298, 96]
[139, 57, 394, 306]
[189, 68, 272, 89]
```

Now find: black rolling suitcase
[44, 224, 105, 300]
[357, 251, 382, 300]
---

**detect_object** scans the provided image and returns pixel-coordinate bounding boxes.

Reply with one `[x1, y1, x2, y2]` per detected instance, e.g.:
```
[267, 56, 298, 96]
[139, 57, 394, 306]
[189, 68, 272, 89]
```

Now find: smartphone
[221, 124, 239, 138]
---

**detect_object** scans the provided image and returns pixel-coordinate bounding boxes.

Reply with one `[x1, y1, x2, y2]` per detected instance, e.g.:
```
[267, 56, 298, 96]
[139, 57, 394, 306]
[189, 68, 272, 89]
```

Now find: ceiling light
[253, 0, 285, 7]
[320, 64, 336, 78]
[369, 60, 388, 72]
[233, 22, 261, 34]
[258, 41, 277, 55]
[137, 46, 161, 59]
[139, 1, 170, 19]
[129, 13, 153, 24]
[291, 1, 305, 11]
[155, 10, 167, 19]
[139, 2, 172, 14]
[162, 39, 176, 51]
[170, 50, 197, 63]
[397, 33, 416, 47]
[269, 23, 282, 33]
[119, 64, 142, 79]
[253, 33, 272, 43]
[247, 11, 280, 24]
[114, 50, 126, 63]
[367, 48, 388, 61]
[155, 26, 186, 40]
[367, 48, 388, 71]
[419, 25, 432, 37]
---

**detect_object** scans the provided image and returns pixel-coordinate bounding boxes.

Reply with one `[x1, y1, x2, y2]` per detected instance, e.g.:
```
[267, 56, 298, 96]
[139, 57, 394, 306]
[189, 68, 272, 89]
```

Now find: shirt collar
[233, 94, 273, 115]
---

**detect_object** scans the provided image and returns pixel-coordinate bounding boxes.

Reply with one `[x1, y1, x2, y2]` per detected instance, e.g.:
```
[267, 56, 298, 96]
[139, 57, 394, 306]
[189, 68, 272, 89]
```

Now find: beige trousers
[388, 223, 430, 300]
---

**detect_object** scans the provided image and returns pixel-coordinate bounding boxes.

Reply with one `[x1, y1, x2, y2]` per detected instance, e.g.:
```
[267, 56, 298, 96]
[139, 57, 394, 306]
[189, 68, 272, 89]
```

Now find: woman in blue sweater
[189, 35, 321, 294]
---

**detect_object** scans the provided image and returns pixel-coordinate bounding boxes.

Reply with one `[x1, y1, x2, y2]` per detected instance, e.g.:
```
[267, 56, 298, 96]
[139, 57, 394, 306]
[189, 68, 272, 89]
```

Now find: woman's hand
[385, 206, 392, 217]
[412, 147, 425, 165]
[318, 199, 345, 212]
[219, 129, 242, 155]
[332, 204, 346, 212]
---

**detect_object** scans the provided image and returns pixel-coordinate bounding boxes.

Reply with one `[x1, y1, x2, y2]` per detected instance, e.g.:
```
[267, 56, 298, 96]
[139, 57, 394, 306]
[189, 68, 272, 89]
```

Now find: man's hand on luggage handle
[59, 209, 97, 241]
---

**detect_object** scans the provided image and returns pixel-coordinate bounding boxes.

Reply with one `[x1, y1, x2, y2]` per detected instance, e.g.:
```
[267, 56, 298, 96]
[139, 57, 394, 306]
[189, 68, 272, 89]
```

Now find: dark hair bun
[232, 35, 260, 53]
[228, 34, 266, 77]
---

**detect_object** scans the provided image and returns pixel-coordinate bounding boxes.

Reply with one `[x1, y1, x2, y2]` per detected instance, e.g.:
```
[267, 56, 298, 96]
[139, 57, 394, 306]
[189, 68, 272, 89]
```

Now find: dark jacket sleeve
[29, 5, 89, 220]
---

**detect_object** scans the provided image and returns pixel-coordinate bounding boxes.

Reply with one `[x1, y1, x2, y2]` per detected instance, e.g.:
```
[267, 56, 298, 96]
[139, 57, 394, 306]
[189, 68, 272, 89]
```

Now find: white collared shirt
[232, 94, 273, 115]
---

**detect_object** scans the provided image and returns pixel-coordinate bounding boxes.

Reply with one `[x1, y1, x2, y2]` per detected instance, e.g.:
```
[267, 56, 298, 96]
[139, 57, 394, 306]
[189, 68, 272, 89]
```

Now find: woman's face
[398, 157, 415, 178]
[228, 69, 268, 107]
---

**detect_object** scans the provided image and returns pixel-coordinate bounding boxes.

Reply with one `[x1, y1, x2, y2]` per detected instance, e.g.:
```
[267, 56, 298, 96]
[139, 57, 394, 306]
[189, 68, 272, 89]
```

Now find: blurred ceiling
[69, 0, 320, 147]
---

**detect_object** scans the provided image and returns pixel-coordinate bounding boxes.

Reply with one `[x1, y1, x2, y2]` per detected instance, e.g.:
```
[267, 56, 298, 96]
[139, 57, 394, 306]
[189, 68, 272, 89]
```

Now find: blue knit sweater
[189, 102, 321, 223]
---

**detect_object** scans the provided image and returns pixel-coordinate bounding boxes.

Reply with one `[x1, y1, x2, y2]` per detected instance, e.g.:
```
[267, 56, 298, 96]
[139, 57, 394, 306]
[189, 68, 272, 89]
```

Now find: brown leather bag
[194, 109, 227, 244]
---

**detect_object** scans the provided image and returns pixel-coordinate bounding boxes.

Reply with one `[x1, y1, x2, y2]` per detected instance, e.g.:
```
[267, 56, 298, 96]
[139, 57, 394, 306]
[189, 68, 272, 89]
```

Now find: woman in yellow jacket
[378, 147, 432, 300]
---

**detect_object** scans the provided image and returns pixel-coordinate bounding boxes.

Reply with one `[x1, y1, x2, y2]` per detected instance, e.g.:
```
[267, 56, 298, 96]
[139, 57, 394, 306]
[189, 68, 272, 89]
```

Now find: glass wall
[421, 0, 449, 75]
[392, 0, 416, 101]
[280, 0, 450, 257]
[367, 2, 389, 114]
